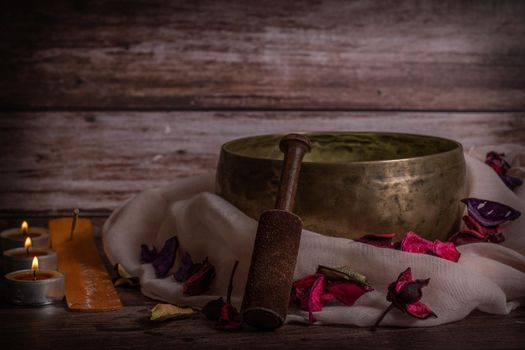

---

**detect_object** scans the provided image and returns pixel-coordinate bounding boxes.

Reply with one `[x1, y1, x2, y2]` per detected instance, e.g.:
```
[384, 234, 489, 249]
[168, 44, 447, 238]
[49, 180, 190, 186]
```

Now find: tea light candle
[5, 257, 64, 306]
[3, 237, 57, 273]
[1, 221, 50, 251]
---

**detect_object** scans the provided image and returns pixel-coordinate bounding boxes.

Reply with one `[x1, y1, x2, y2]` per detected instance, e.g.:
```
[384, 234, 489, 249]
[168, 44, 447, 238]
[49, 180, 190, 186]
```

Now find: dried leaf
[150, 303, 195, 322]
[113, 263, 139, 287]
[317, 265, 371, 287]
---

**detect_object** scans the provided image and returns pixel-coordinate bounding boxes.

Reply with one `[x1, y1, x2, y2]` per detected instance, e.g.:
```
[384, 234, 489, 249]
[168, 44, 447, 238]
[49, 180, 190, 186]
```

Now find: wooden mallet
[241, 133, 311, 330]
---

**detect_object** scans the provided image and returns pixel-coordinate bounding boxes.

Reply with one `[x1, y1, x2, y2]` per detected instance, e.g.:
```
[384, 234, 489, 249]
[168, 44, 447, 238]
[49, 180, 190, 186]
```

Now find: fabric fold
[103, 147, 525, 327]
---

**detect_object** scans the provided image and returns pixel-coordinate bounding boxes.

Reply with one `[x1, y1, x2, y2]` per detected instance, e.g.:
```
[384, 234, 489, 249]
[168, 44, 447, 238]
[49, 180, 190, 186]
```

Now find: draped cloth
[103, 145, 525, 326]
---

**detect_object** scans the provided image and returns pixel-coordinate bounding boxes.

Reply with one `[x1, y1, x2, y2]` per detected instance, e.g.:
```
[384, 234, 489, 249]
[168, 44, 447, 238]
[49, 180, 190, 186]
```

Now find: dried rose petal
[174, 253, 194, 282]
[326, 281, 372, 306]
[400, 231, 433, 254]
[405, 301, 436, 319]
[502, 175, 523, 190]
[486, 152, 523, 190]
[486, 152, 511, 176]
[387, 268, 436, 319]
[355, 233, 396, 248]
[462, 198, 521, 227]
[202, 297, 225, 322]
[217, 303, 242, 330]
[373, 267, 436, 330]
[432, 240, 460, 262]
[150, 303, 195, 322]
[141, 236, 179, 278]
[448, 229, 487, 246]
[183, 258, 216, 296]
[401, 231, 460, 262]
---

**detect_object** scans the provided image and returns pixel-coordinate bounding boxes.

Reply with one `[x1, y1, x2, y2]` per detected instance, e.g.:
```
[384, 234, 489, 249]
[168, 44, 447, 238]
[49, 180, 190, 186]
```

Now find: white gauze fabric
[103, 145, 525, 327]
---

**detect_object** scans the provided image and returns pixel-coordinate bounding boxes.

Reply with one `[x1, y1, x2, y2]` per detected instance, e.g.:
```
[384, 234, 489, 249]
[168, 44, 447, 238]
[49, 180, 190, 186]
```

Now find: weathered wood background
[1, 0, 524, 213]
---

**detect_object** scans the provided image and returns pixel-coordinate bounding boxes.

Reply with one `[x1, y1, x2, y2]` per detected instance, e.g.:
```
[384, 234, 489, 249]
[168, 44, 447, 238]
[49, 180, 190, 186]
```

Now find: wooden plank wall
[1, 0, 524, 214]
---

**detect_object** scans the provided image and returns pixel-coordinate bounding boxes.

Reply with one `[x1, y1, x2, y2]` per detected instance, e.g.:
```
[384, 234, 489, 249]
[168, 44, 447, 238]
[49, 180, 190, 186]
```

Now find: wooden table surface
[1, 217, 524, 350]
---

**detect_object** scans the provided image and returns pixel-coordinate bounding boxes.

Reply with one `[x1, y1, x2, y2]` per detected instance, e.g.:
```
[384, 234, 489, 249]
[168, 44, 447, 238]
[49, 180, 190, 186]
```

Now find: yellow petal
[150, 303, 195, 321]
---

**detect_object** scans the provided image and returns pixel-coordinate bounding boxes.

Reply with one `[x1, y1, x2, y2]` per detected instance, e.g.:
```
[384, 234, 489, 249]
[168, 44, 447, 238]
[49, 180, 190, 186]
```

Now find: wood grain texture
[0, 112, 523, 212]
[0, 218, 524, 350]
[1, 0, 524, 110]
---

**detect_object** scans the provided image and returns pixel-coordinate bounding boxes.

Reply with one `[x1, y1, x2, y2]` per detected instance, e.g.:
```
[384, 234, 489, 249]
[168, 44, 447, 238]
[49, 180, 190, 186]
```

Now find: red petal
[355, 233, 396, 248]
[448, 230, 487, 246]
[405, 301, 437, 319]
[395, 268, 413, 294]
[400, 231, 432, 254]
[326, 281, 372, 306]
[217, 304, 242, 330]
[432, 240, 460, 262]
[293, 274, 323, 311]
[308, 275, 327, 323]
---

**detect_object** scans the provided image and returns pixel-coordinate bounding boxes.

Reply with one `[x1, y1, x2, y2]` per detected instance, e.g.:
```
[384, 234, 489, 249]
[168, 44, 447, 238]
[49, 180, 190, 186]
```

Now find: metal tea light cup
[5, 270, 65, 306]
[3, 248, 58, 273]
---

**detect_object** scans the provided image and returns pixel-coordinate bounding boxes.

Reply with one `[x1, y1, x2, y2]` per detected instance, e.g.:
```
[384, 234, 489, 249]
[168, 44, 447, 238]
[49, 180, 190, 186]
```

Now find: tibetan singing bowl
[216, 132, 466, 241]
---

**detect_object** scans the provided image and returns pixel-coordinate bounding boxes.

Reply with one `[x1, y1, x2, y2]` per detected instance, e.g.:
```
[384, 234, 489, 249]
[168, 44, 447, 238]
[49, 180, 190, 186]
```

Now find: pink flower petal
[326, 281, 372, 306]
[308, 275, 327, 323]
[405, 301, 437, 319]
[355, 233, 396, 248]
[395, 268, 413, 294]
[400, 231, 432, 254]
[432, 240, 460, 262]
[217, 303, 242, 330]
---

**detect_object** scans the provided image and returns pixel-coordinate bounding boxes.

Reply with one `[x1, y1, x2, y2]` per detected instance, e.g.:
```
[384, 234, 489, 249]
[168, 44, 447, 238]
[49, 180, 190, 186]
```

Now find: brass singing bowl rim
[221, 131, 463, 165]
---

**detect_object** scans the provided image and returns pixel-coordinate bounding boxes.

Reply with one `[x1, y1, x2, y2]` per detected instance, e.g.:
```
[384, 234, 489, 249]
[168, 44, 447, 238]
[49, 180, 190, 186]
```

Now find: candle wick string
[33, 270, 36, 281]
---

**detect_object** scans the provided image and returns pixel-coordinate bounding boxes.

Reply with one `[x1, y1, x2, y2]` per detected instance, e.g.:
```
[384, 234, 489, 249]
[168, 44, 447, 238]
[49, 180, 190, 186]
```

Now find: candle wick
[26, 247, 30, 256]
[69, 208, 80, 241]
[33, 270, 37, 281]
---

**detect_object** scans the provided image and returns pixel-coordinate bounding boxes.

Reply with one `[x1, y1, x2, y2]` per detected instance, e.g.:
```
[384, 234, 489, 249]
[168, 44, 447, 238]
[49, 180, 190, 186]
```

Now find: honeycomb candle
[3, 236, 57, 273]
[0, 221, 50, 251]
[5, 256, 64, 306]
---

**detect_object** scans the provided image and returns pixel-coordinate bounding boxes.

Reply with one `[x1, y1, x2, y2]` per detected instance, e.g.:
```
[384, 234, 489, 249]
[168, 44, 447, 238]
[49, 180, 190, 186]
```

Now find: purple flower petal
[152, 236, 179, 278]
[405, 301, 437, 319]
[462, 198, 521, 226]
[502, 175, 523, 190]
[326, 281, 372, 306]
[355, 233, 396, 248]
[141, 245, 158, 263]
[183, 257, 216, 296]
[174, 252, 194, 282]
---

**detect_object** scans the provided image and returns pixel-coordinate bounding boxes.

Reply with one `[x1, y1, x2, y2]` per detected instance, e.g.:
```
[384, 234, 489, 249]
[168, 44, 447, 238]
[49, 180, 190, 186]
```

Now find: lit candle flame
[21, 221, 29, 235]
[24, 236, 32, 249]
[32, 256, 39, 270]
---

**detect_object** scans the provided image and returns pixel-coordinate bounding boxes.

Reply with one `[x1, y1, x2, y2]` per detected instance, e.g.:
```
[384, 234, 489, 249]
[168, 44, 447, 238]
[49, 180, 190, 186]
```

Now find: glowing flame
[31, 256, 39, 270]
[21, 221, 29, 235]
[24, 236, 32, 249]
